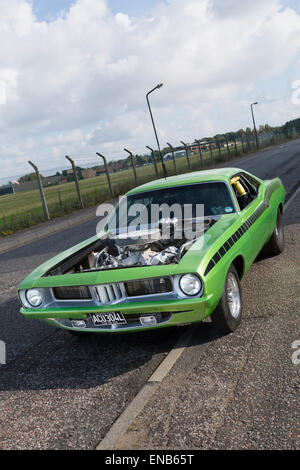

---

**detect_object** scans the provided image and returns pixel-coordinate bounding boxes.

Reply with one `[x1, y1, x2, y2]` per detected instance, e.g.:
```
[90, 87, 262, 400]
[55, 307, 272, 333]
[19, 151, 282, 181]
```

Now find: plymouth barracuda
[18, 168, 285, 335]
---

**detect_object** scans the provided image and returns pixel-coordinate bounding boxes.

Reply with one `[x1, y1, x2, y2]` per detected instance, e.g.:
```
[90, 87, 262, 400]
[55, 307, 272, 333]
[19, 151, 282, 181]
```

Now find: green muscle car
[18, 168, 285, 335]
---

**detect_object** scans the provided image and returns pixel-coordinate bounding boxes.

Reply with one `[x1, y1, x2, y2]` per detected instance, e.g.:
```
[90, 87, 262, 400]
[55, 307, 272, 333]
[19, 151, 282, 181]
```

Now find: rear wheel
[211, 265, 242, 334]
[262, 208, 284, 256]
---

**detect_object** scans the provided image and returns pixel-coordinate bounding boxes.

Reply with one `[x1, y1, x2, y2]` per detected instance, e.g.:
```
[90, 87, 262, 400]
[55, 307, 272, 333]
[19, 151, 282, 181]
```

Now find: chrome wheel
[227, 272, 241, 319]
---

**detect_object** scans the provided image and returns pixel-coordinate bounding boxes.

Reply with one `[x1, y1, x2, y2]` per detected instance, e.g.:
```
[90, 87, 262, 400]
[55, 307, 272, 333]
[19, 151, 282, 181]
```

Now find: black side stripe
[204, 203, 266, 276]
[203, 179, 282, 276]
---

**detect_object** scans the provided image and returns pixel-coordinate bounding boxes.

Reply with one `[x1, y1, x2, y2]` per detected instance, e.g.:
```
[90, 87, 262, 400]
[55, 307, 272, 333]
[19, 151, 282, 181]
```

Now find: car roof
[127, 167, 244, 195]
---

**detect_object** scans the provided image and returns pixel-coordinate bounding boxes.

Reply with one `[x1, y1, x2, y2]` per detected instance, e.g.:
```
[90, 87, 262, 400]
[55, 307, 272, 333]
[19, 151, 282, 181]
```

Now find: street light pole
[250, 102, 259, 150]
[146, 84, 167, 178]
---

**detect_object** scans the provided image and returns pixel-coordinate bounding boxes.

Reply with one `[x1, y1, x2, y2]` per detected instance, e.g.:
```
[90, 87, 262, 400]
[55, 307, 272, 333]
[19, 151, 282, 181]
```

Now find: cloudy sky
[1, 0, 300, 183]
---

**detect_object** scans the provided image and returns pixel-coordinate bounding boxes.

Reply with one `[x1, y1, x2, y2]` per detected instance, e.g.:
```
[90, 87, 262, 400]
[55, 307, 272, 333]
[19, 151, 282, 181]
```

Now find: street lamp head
[156, 83, 163, 89]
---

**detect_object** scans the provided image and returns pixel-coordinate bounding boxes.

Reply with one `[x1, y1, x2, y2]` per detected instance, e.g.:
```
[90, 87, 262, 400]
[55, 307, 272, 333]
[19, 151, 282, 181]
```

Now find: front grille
[53, 285, 92, 300]
[95, 283, 125, 303]
[124, 278, 173, 297]
[53, 278, 173, 304]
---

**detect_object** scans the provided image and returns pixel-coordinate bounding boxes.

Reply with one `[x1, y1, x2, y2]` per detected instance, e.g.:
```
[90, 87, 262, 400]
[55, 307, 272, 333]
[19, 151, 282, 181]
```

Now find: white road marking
[285, 184, 300, 210]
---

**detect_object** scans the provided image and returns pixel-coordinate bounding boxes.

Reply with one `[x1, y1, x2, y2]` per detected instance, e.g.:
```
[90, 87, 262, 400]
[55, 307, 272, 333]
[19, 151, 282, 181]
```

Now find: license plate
[90, 312, 127, 326]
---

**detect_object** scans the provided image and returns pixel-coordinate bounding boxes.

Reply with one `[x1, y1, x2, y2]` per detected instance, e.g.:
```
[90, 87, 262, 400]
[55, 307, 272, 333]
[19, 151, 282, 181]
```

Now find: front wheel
[211, 265, 242, 334]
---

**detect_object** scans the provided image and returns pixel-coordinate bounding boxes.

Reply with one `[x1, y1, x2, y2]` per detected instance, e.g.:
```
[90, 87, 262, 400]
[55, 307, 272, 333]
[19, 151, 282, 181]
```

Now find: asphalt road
[117, 195, 300, 450]
[0, 139, 299, 449]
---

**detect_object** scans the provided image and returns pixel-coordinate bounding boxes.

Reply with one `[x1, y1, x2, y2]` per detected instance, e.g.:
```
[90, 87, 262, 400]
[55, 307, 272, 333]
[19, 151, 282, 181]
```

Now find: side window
[230, 174, 258, 211]
[241, 174, 260, 197]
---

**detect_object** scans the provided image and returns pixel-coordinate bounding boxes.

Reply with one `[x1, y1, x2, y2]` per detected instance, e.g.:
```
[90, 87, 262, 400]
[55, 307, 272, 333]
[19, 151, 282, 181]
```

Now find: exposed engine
[46, 217, 217, 276]
[86, 217, 216, 271]
[93, 240, 180, 270]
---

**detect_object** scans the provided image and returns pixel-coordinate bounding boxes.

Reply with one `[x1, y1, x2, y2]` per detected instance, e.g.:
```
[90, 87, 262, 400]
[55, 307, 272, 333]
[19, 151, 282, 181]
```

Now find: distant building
[108, 162, 123, 172]
[95, 167, 106, 176]
[81, 168, 97, 179]
[163, 150, 186, 161]
[42, 175, 63, 186]
[13, 174, 63, 192]
[190, 142, 217, 152]
[0, 183, 14, 197]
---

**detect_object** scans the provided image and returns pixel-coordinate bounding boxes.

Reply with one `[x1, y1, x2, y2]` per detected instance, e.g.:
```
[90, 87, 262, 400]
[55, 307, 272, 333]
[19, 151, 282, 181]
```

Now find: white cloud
[0, 0, 300, 181]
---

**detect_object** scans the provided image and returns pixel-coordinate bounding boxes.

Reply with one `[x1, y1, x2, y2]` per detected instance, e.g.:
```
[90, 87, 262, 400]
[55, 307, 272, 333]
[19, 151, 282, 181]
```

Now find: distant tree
[18, 172, 41, 183]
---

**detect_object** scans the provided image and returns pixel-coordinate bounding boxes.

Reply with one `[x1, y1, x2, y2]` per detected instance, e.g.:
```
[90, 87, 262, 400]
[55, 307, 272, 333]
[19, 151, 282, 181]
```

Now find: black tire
[210, 265, 242, 334]
[262, 208, 284, 256]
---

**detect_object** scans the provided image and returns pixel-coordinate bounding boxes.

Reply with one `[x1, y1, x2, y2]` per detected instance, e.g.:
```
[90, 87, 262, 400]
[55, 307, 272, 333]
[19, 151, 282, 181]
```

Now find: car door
[230, 173, 267, 264]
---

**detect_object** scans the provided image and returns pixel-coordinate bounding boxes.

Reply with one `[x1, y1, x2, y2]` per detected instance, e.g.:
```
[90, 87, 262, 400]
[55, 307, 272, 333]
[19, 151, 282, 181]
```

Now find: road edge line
[284, 184, 300, 211]
[96, 326, 194, 450]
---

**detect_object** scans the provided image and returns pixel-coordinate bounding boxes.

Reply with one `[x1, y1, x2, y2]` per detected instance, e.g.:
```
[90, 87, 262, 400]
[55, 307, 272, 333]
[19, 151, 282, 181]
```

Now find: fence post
[146, 145, 159, 178]
[245, 131, 251, 150]
[166, 142, 177, 175]
[233, 135, 238, 156]
[240, 133, 245, 153]
[124, 149, 138, 185]
[195, 140, 203, 167]
[216, 137, 221, 161]
[208, 140, 213, 161]
[65, 156, 84, 209]
[96, 152, 114, 197]
[224, 135, 230, 159]
[28, 161, 50, 220]
[180, 141, 191, 171]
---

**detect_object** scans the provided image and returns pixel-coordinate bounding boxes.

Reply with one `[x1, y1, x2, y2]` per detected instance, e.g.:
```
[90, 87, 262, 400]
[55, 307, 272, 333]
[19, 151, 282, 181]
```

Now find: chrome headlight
[179, 274, 202, 296]
[26, 289, 43, 307]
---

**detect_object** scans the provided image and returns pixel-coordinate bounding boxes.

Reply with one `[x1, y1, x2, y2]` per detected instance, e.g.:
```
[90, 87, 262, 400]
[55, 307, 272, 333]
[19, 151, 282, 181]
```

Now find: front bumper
[20, 294, 216, 333]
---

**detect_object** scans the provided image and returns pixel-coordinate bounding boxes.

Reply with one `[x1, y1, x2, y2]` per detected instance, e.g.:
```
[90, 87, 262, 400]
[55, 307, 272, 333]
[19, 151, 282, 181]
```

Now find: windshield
[107, 182, 235, 233]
